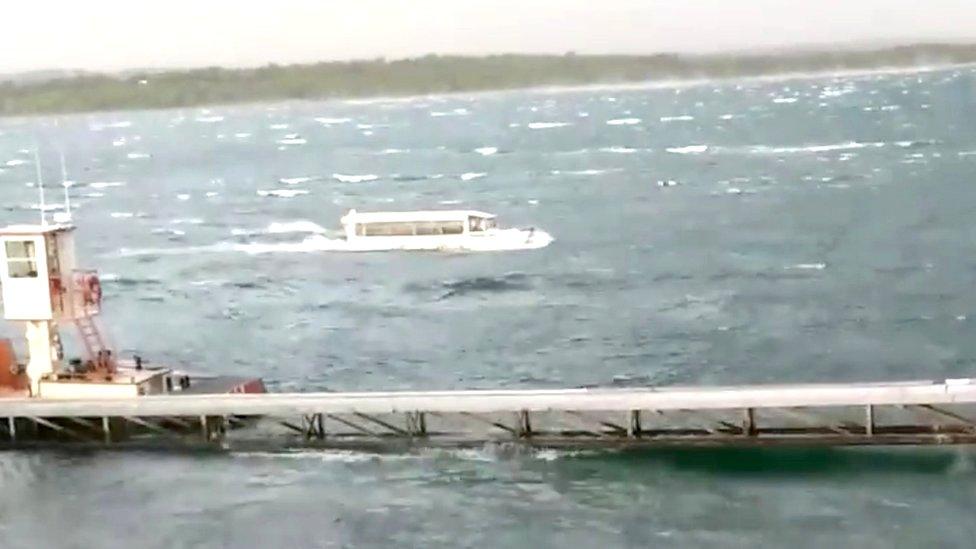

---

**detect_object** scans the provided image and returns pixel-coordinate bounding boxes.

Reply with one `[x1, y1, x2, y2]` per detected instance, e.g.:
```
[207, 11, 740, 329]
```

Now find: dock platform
[2, 377, 976, 449]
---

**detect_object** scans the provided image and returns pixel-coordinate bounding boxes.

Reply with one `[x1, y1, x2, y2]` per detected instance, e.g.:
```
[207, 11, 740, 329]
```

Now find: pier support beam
[405, 412, 426, 437]
[743, 408, 757, 436]
[628, 410, 642, 438]
[865, 405, 874, 436]
[517, 410, 532, 438]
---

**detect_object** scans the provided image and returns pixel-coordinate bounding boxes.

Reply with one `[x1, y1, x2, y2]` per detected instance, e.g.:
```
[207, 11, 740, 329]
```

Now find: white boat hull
[334, 228, 553, 252]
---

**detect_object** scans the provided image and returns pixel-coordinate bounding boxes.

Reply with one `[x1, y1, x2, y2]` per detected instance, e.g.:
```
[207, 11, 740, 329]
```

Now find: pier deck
[2, 377, 976, 449]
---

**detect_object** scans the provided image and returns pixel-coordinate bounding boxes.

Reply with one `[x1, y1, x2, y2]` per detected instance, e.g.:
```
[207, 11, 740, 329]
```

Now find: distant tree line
[2, 44, 975, 115]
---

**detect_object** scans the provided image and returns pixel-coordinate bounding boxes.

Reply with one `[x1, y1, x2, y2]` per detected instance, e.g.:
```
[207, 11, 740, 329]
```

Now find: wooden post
[627, 410, 641, 438]
[102, 416, 111, 444]
[743, 408, 756, 436]
[865, 405, 874, 436]
[517, 410, 532, 438]
[200, 415, 209, 441]
[7, 417, 14, 441]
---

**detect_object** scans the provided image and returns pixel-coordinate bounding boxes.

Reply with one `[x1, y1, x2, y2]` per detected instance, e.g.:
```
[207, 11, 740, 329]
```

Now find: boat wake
[115, 228, 553, 257]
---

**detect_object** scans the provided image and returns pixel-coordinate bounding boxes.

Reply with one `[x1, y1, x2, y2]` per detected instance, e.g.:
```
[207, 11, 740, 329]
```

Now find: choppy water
[2, 67, 976, 547]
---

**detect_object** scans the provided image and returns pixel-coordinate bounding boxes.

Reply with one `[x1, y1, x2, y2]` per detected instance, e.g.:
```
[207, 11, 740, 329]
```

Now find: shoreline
[1, 60, 973, 121]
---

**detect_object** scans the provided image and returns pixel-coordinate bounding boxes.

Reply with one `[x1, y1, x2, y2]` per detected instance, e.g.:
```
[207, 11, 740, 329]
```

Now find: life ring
[83, 275, 102, 306]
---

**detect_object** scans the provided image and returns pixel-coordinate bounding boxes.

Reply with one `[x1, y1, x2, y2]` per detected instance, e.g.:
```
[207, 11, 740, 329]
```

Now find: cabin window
[363, 222, 415, 236]
[5, 240, 38, 278]
[361, 221, 465, 236]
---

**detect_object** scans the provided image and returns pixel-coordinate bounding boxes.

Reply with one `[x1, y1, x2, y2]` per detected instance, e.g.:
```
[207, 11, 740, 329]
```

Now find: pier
[2, 377, 976, 449]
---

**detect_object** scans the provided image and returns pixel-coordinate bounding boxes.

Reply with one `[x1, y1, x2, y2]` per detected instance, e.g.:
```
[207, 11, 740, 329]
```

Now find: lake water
[1, 67, 976, 547]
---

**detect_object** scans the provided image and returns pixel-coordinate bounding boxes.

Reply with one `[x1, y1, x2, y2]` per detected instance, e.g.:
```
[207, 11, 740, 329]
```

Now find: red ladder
[73, 315, 115, 372]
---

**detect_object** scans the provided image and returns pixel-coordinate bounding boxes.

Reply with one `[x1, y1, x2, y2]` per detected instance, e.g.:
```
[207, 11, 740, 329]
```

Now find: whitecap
[660, 115, 694, 122]
[257, 189, 310, 198]
[206, 191, 219, 198]
[195, 116, 224, 123]
[787, 263, 827, 270]
[750, 142, 880, 154]
[176, 194, 191, 201]
[279, 176, 314, 185]
[600, 146, 638, 154]
[772, 97, 798, 104]
[460, 172, 486, 181]
[4, 159, 28, 167]
[314, 117, 352, 125]
[958, 150, 976, 157]
[276, 137, 307, 145]
[378, 148, 409, 155]
[666, 145, 708, 154]
[151, 228, 186, 237]
[127, 152, 151, 159]
[474, 147, 498, 156]
[527, 122, 572, 130]
[234, 133, 252, 138]
[89, 181, 126, 189]
[110, 212, 135, 218]
[332, 173, 379, 183]
[266, 221, 327, 234]
[719, 114, 739, 120]
[430, 108, 469, 117]
[269, 123, 290, 130]
[552, 169, 609, 176]
[606, 117, 641, 126]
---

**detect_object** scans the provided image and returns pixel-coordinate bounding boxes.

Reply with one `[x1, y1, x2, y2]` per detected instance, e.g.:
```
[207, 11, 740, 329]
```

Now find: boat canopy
[341, 210, 495, 225]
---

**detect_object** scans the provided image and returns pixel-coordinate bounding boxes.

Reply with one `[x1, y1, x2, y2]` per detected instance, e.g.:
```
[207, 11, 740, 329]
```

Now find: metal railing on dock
[1, 378, 975, 449]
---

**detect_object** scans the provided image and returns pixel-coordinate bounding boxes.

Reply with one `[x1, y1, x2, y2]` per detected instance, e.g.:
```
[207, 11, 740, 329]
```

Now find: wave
[4, 159, 28, 167]
[256, 189, 309, 198]
[89, 181, 127, 189]
[126, 152, 151, 159]
[527, 121, 572, 130]
[430, 108, 469, 117]
[276, 137, 307, 145]
[314, 117, 352, 125]
[600, 146, 638, 154]
[660, 115, 694, 122]
[269, 123, 290, 130]
[278, 176, 315, 185]
[194, 115, 224, 123]
[405, 272, 532, 300]
[666, 144, 708, 154]
[606, 117, 641, 126]
[90, 121, 133, 131]
[378, 148, 409, 155]
[333, 173, 379, 183]
[772, 97, 799, 104]
[551, 169, 614, 176]
[474, 146, 498, 156]
[786, 263, 827, 270]
[266, 221, 327, 234]
[748, 141, 883, 154]
[460, 172, 486, 181]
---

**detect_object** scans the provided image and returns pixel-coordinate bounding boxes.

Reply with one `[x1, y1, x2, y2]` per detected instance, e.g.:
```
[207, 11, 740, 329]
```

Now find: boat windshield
[468, 217, 496, 232]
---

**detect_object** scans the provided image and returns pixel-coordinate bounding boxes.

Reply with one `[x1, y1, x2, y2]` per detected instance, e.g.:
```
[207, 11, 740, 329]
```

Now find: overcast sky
[4, 0, 976, 72]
